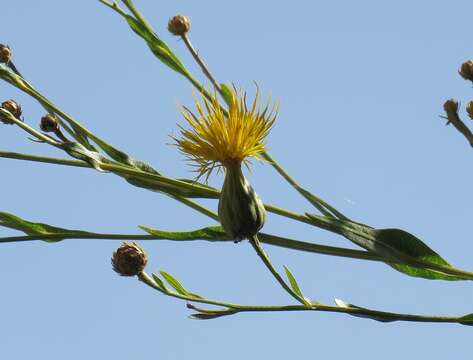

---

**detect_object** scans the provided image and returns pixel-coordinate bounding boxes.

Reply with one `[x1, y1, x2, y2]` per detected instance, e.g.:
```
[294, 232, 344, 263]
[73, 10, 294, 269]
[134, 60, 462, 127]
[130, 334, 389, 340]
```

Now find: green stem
[0, 109, 61, 147]
[181, 34, 222, 94]
[98, 0, 128, 17]
[0, 231, 381, 261]
[138, 271, 472, 325]
[114, 0, 218, 107]
[120, 0, 154, 33]
[249, 234, 308, 304]
[4, 150, 473, 278]
[0, 151, 89, 168]
[261, 151, 348, 220]
[138, 271, 242, 308]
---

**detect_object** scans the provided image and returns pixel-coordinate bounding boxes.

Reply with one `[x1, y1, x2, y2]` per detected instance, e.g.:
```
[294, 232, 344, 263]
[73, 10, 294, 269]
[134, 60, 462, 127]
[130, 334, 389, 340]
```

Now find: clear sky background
[1, 1, 473, 359]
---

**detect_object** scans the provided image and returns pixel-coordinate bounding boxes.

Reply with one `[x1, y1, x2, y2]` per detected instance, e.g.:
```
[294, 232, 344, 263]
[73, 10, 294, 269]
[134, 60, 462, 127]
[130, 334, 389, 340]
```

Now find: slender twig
[442, 107, 473, 147]
[249, 234, 308, 304]
[98, 0, 128, 17]
[138, 271, 473, 325]
[0, 151, 89, 167]
[180, 34, 222, 94]
[0, 109, 61, 147]
[3, 149, 472, 279]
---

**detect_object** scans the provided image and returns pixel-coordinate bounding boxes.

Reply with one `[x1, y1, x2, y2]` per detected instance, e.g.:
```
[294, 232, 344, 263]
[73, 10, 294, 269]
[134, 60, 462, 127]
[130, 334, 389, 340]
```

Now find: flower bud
[467, 101, 473, 120]
[459, 60, 473, 82]
[112, 242, 148, 276]
[218, 165, 266, 241]
[0, 99, 22, 124]
[40, 114, 60, 132]
[167, 15, 191, 36]
[443, 99, 459, 114]
[0, 44, 11, 65]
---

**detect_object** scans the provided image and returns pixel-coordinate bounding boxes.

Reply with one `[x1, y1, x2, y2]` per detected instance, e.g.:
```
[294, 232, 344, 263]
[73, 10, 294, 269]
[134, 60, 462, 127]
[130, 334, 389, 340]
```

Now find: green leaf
[125, 176, 218, 199]
[283, 265, 305, 299]
[307, 214, 466, 281]
[334, 298, 396, 323]
[374, 228, 465, 281]
[459, 313, 473, 326]
[0, 211, 94, 243]
[189, 312, 234, 320]
[132, 159, 160, 175]
[89, 135, 133, 165]
[61, 142, 107, 171]
[187, 292, 205, 300]
[151, 273, 168, 292]
[160, 271, 190, 296]
[139, 225, 226, 241]
[124, 15, 188, 76]
[220, 83, 234, 106]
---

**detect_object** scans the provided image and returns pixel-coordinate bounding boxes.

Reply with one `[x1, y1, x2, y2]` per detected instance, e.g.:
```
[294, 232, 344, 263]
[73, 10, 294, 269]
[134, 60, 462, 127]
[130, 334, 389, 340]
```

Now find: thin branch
[443, 100, 473, 147]
[0, 151, 88, 167]
[0, 108, 61, 147]
[138, 271, 473, 325]
[181, 34, 222, 93]
[249, 234, 308, 304]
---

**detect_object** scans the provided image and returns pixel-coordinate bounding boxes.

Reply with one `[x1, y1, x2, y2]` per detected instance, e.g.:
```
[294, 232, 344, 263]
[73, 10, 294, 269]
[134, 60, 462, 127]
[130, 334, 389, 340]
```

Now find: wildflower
[112, 242, 148, 276]
[174, 88, 278, 240]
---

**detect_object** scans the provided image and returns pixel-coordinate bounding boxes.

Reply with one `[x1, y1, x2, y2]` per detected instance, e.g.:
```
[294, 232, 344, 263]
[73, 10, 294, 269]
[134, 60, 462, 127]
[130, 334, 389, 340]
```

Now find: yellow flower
[174, 87, 278, 179]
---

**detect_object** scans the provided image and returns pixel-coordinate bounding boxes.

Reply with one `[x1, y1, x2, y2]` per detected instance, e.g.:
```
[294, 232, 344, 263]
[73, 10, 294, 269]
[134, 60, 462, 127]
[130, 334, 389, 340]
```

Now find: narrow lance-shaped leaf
[151, 273, 168, 292]
[0, 211, 94, 243]
[220, 83, 234, 107]
[459, 313, 473, 326]
[305, 214, 467, 281]
[160, 271, 190, 296]
[139, 225, 226, 241]
[334, 298, 396, 323]
[124, 15, 188, 76]
[374, 228, 466, 281]
[283, 265, 305, 300]
[189, 311, 236, 320]
[61, 142, 108, 171]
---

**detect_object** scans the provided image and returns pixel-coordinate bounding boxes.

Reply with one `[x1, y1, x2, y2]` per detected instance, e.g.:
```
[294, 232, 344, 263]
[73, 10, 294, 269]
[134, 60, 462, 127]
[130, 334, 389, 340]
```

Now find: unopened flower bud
[40, 114, 60, 133]
[459, 60, 473, 82]
[0, 44, 11, 65]
[218, 166, 266, 241]
[167, 15, 191, 36]
[466, 101, 473, 120]
[443, 99, 459, 114]
[112, 242, 148, 276]
[0, 99, 22, 124]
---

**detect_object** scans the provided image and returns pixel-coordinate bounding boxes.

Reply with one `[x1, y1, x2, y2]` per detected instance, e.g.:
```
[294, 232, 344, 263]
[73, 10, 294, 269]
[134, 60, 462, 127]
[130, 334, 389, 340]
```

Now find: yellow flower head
[174, 87, 278, 179]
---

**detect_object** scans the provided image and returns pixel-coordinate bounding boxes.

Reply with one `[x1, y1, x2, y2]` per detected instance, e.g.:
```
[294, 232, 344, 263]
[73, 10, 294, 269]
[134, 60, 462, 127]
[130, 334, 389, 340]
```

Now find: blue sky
[1, 1, 473, 359]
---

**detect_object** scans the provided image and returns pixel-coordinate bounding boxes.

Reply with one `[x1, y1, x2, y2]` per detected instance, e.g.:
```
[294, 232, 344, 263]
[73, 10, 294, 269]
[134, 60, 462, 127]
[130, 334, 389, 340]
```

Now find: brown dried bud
[0, 99, 22, 124]
[459, 60, 473, 82]
[0, 44, 11, 64]
[167, 15, 191, 36]
[443, 99, 459, 114]
[112, 242, 148, 276]
[466, 101, 473, 120]
[40, 114, 60, 133]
